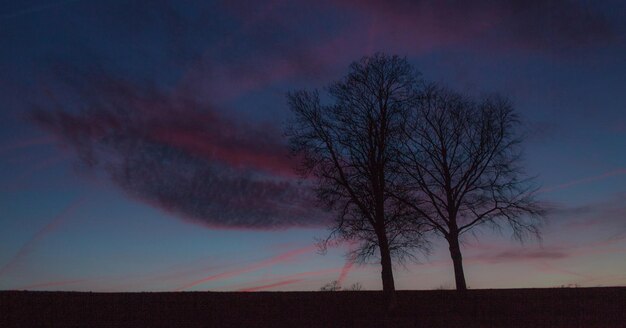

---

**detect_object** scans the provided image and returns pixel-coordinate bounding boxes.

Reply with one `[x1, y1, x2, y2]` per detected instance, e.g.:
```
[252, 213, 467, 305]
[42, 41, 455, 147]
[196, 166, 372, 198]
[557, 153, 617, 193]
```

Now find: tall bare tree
[286, 54, 428, 303]
[396, 84, 545, 291]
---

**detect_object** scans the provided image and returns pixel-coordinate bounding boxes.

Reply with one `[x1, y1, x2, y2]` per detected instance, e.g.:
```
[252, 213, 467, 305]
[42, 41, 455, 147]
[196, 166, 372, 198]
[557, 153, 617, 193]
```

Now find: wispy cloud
[239, 279, 303, 292]
[235, 267, 341, 292]
[539, 168, 626, 194]
[474, 248, 569, 264]
[336, 241, 358, 286]
[334, 0, 614, 53]
[550, 193, 626, 234]
[16, 278, 86, 290]
[176, 245, 317, 290]
[29, 67, 327, 230]
[533, 261, 592, 281]
[0, 136, 56, 156]
[27, 0, 617, 232]
[0, 198, 84, 277]
[336, 258, 355, 287]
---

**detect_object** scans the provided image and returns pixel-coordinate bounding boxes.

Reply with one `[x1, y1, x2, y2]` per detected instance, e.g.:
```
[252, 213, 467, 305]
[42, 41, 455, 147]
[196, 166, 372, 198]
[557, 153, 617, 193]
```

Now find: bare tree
[320, 280, 342, 292]
[347, 282, 363, 291]
[286, 54, 429, 304]
[396, 84, 546, 291]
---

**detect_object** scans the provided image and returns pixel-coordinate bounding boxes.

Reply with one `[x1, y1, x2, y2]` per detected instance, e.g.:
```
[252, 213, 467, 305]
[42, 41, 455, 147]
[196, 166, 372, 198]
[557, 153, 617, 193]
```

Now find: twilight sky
[1, 0, 625, 292]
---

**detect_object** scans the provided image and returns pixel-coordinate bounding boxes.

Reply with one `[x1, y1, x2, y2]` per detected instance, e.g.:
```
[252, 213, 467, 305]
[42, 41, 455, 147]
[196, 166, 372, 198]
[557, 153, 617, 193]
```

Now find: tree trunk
[379, 240, 395, 292]
[448, 233, 467, 291]
[377, 232, 397, 310]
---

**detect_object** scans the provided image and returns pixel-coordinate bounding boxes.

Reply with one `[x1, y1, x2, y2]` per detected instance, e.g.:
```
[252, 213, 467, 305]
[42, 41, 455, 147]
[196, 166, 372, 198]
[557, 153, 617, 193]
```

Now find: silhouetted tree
[286, 54, 429, 305]
[396, 84, 546, 291]
[320, 280, 342, 291]
[347, 282, 363, 291]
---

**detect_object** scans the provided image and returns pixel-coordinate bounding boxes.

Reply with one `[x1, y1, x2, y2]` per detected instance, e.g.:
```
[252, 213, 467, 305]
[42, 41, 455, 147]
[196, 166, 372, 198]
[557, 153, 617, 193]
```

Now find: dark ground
[1, 287, 625, 327]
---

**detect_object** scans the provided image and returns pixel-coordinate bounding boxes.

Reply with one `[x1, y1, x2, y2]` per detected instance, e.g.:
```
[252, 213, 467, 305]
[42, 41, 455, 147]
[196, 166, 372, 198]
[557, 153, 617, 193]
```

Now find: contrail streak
[337, 257, 355, 286]
[0, 198, 84, 276]
[239, 279, 303, 292]
[336, 240, 358, 286]
[233, 267, 340, 291]
[17, 279, 85, 290]
[176, 245, 316, 291]
[538, 168, 626, 194]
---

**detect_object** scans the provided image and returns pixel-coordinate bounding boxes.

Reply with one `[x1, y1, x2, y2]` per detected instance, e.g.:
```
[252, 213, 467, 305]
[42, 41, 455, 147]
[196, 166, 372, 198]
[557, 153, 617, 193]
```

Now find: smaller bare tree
[396, 84, 546, 291]
[347, 282, 363, 291]
[320, 280, 342, 292]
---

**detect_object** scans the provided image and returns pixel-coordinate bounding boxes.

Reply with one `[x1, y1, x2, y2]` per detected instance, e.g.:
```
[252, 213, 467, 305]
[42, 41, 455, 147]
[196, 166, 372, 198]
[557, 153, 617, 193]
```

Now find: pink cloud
[149, 122, 296, 177]
[474, 249, 569, 264]
[233, 267, 341, 291]
[176, 245, 317, 290]
[29, 70, 327, 230]
[28, 0, 615, 234]
[534, 261, 592, 280]
[202, 0, 616, 103]
[331, 0, 613, 54]
[167, 0, 616, 117]
[551, 194, 626, 239]
[336, 258, 355, 287]
[336, 241, 358, 286]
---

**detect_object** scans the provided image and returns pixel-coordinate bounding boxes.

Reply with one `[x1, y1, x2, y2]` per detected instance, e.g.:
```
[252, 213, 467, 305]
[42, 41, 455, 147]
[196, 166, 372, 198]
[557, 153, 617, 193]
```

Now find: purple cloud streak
[29, 68, 327, 230]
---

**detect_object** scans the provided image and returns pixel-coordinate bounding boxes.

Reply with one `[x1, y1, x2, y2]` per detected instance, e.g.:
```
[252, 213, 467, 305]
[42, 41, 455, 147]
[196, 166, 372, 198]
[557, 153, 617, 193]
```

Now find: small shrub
[347, 282, 363, 291]
[320, 280, 341, 291]
[434, 283, 453, 290]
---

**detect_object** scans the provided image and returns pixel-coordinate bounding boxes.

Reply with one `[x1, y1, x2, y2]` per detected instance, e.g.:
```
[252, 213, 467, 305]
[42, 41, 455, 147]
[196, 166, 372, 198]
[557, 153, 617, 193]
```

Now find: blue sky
[0, 0, 625, 291]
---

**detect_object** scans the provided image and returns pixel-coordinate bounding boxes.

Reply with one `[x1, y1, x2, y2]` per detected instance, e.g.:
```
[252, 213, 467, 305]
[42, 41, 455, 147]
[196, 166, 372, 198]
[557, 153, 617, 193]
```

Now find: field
[1, 287, 625, 327]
